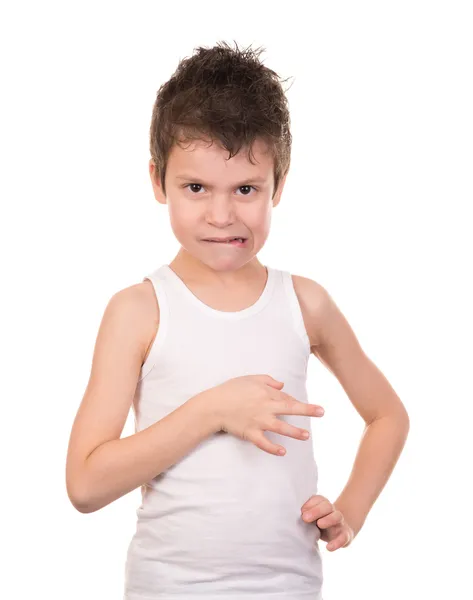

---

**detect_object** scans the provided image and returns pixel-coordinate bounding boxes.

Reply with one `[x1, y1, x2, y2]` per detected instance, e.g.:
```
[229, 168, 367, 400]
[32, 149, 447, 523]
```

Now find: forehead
[167, 137, 274, 180]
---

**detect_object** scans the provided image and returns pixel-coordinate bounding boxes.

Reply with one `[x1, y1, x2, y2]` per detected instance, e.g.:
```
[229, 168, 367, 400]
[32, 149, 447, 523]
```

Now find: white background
[1, 1, 472, 599]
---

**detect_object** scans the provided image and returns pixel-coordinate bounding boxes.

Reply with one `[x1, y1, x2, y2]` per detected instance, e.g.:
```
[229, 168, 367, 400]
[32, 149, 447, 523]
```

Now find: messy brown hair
[149, 40, 293, 198]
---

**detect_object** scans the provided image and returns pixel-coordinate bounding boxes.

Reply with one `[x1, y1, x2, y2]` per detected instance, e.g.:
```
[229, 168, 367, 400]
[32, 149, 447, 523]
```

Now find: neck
[169, 247, 265, 286]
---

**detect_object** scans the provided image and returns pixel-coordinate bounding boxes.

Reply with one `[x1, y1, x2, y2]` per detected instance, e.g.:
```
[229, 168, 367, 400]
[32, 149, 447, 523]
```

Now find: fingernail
[315, 407, 324, 415]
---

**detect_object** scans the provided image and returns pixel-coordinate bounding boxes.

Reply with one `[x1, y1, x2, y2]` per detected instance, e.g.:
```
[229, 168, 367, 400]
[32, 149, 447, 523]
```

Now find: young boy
[66, 41, 410, 599]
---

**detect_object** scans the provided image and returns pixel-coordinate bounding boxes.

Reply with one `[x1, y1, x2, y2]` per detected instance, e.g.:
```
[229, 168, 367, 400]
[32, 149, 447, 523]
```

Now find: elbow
[398, 404, 410, 432]
[66, 478, 97, 514]
[391, 406, 410, 432]
[67, 484, 110, 514]
[389, 406, 411, 441]
[404, 411, 411, 439]
[371, 404, 410, 433]
[70, 494, 100, 514]
[387, 399, 410, 431]
[66, 459, 98, 513]
[404, 409, 410, 431]
[67, 487, 91, 514]
[73, 498, 95, 514]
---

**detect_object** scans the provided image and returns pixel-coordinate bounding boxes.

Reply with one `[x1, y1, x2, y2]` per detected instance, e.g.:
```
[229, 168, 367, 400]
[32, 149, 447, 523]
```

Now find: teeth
[208, 238, 244, 242]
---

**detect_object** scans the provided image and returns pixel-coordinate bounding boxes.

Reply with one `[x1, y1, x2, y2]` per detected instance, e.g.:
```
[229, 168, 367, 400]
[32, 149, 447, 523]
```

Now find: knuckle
[254, 387, 266, 401]
[265, 417, 281, 434]
[241, 428, 251, 442]
[251, 430, 264, 446]
[282, 391, 294, 404]
[281, 397, 292, 413]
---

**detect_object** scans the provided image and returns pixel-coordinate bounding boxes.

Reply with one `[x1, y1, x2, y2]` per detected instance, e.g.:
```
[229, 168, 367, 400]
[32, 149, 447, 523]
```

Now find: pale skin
[145, 135, 410, 553]
[67, 136, 410, 551]
[285, 272, 410, 551]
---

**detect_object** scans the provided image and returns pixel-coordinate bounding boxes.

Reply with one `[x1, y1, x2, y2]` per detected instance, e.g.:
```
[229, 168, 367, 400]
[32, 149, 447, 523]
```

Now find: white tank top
[124, 264, 324, 600]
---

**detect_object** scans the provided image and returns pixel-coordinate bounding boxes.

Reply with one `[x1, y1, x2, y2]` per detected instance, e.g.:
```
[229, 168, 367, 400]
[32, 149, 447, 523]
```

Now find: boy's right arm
[65, 283, 220, 514]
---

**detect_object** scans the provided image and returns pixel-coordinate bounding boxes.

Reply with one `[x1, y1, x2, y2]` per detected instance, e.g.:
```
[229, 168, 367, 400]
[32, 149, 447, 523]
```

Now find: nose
[204, 195, 236, 228]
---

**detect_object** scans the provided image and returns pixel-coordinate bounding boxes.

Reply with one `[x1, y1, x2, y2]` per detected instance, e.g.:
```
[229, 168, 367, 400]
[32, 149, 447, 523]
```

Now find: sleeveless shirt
[123, 264, 324, 600]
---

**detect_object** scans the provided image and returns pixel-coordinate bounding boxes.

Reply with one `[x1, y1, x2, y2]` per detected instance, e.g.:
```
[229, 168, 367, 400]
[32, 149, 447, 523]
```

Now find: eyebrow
[175, 174, 267, 185]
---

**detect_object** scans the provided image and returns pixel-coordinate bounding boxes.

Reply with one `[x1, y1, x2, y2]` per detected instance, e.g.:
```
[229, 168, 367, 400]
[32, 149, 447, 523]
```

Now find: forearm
[75, 392, 218, 513]
[334, 411, 410, 537]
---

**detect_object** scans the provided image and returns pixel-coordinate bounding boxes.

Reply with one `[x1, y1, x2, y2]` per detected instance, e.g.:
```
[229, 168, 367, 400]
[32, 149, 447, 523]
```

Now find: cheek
[246, 204, 272, 236]
[242, 201, 271, 227]
[168, 201, 198, 231]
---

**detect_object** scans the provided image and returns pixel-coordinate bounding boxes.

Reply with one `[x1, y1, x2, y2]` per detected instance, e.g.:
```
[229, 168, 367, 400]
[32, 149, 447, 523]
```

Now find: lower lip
[203, 239, 247, 247]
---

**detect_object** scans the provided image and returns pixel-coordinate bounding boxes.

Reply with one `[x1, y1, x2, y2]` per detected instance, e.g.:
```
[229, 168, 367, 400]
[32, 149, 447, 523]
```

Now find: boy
[66, 41, 410, 599]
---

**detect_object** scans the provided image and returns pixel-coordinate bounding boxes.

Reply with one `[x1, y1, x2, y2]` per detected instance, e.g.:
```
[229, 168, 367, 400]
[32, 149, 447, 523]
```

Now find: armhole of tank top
[281, 270, 311, 355]
[138, 273, 169, 382]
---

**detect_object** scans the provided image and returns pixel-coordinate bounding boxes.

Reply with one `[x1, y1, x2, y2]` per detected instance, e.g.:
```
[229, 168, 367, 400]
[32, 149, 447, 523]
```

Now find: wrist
[334, 499, 366, 538]
[190, 389, 223, 435]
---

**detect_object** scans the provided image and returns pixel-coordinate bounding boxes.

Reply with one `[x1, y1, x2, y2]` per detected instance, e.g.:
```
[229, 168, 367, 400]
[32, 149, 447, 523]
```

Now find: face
[149, 137, 287, 273]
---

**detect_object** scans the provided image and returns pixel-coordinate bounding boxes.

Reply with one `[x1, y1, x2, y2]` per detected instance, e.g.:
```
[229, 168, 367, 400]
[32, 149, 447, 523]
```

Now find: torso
[126, 265, 325, 597]
[139, 272, 323, 366]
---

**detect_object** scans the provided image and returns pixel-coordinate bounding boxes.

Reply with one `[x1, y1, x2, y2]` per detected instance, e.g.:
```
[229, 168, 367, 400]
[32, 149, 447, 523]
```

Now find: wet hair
[149, 40, 293, 198]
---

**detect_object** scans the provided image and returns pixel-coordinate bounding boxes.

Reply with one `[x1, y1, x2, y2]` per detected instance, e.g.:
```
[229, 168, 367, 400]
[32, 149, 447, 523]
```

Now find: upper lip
[203, 236, 246, 241]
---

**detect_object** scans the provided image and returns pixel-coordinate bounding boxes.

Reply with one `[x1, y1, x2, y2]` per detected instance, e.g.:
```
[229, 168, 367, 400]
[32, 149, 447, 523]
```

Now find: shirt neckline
[162, 264, 277, 319]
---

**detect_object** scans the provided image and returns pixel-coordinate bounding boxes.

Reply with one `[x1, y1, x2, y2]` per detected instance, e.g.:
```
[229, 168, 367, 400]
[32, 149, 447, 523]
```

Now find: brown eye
[184, 184, 257, 195]
[187, 183, 203, 193]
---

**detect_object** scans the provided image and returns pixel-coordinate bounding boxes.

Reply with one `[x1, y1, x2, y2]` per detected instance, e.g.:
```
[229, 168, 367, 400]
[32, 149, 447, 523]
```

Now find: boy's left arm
[295, 276, 410, 550]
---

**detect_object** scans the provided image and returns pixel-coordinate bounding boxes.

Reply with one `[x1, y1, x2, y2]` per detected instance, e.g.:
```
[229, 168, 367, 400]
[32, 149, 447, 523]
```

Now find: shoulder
[109, 280, 159, 320]
[290, 273, 331, 349]
[105, 281, 160, 363]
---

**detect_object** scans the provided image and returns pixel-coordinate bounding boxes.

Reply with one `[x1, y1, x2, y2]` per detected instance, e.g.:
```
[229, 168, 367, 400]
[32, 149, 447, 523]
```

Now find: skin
[302, 495, 354, 551]
[148, 136, 284, 294]
[148, 136, 410, 553]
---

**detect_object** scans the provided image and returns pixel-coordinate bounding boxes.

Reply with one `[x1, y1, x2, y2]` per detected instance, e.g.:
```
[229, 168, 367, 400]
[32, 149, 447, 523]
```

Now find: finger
[302, 498, 333, 521]
[315, 510, 344, 529]
[301, 494, 325, 511]
[301, 496, 328, 513]
[250, 430, 286, 456]
[267, 417, 311, 441]
[272, 392, 325, 418]
[327, 530, 351, 552]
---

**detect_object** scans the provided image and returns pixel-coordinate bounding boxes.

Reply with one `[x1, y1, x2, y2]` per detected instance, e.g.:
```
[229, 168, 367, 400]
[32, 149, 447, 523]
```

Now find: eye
[184, 184, 257, 196]
[237, 185, 257, 196]
[186, 183, 204, 194]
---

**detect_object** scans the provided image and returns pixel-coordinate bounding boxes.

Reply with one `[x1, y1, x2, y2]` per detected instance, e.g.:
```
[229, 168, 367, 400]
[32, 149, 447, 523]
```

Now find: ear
[149, 159, 167, 205]
[272, 172, 288, 208]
